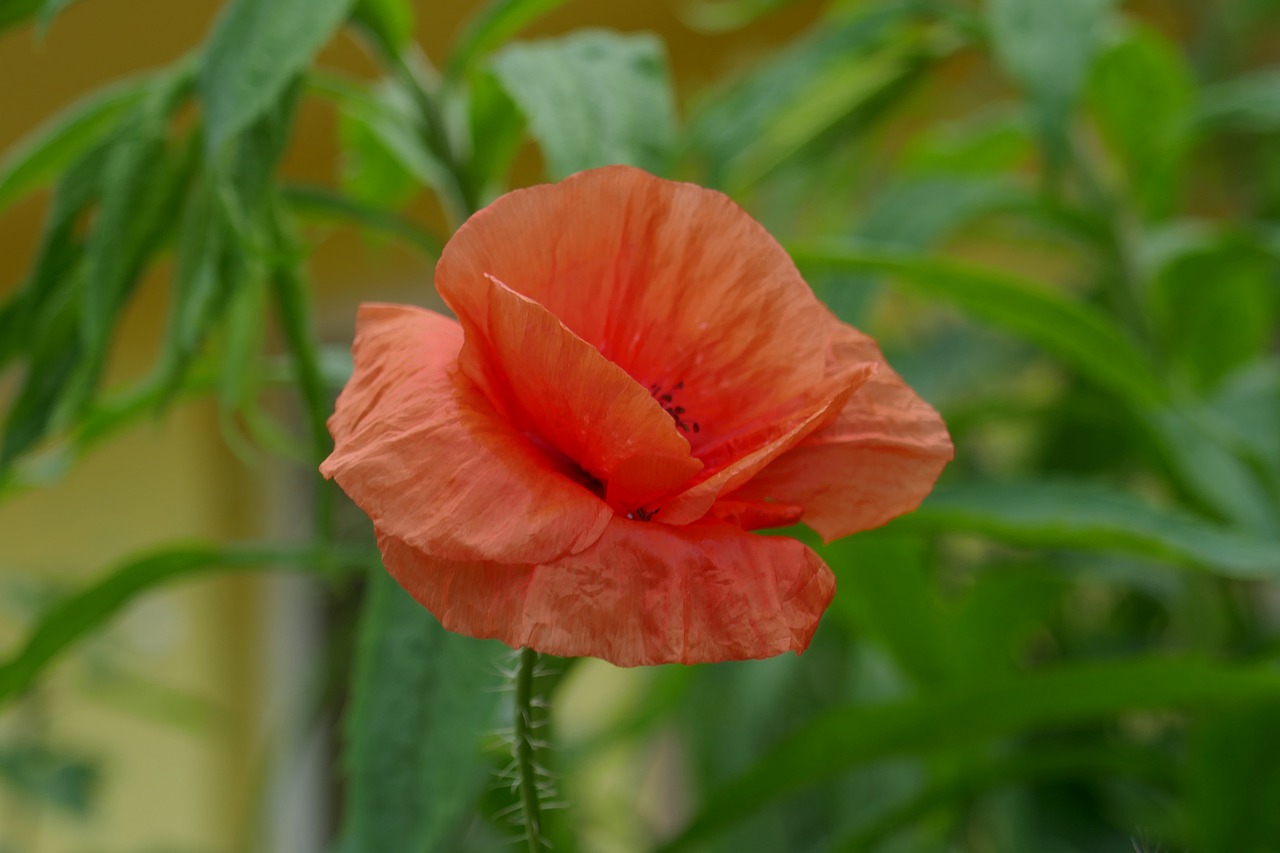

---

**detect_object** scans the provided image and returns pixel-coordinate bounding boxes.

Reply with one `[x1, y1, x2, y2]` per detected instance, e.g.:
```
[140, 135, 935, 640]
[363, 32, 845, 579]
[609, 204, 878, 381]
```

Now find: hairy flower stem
[514, 647, 546, 851]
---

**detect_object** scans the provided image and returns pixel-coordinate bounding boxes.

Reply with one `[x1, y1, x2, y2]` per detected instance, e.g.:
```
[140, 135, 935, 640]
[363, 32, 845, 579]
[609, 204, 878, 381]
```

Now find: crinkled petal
[440, 272, 703, 511]
[731, 320, 953, 541]
[707, 499, 805, 530]
[376, 517, 836, 667]
[435, 165, 833, 451]
[655, 361, 875, 525]
[321, 304, 612, 563]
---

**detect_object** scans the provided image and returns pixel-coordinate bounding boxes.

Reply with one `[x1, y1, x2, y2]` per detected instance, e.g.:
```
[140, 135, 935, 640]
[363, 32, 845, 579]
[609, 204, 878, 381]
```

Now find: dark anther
[633, 507, 661, 522]
[692, 422, 700, 433]
[673, 406, 685, 415]
[674, 381, 684, 390]
[661, 394, 673, 403]
[679, 422, 689, 432]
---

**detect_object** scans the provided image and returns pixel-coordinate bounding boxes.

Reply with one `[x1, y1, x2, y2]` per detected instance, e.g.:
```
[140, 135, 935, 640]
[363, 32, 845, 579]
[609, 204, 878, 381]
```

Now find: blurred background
[1, 0, 1279, 851]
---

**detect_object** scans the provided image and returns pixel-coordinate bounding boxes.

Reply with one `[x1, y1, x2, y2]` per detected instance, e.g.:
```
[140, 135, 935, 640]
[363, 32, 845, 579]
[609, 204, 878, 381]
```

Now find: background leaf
[199, 0, 353, 156]
[791, 244, 1167, 406]
[0, 743, 99, 816]
[687, 3, 920, 190]
[985, 0, 1114, 172]
[337, 570, 510, 853]
[1196, 67, 1280, 133]
[0, 542, 372, 707]
[0, 75, 149, 213]
[908, 480, 1280, 578]
[663, 657, 1280, 851]
[446, 0, 571, 79]
[351, 0, 414, 57]
[490, 29, 679, 179]
[1087, 25, 1194, 218]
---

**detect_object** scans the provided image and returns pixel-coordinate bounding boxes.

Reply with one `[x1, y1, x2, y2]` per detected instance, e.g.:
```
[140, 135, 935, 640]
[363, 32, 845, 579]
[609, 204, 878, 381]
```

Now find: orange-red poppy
[322, 166, 952, 666]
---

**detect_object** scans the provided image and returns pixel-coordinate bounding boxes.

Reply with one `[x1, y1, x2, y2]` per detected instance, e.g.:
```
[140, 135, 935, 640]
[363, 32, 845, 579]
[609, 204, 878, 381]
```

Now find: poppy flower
[321, 166, 952, 667]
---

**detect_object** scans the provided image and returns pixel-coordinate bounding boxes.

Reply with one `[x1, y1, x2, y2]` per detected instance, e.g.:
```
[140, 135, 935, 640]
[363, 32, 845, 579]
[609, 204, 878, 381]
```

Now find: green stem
[514, 647, 546, 852]
[390, 46, 480, 227]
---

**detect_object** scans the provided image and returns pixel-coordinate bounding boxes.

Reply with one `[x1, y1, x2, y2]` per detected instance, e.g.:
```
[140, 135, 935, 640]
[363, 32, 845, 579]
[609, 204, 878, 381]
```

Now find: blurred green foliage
[2, 0, 1280, 850]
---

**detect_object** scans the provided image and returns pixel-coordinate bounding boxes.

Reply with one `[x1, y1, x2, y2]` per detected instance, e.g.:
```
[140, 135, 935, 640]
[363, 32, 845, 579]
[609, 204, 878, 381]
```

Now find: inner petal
[440, 271, 703, 512]
[434, 166, 833, 452]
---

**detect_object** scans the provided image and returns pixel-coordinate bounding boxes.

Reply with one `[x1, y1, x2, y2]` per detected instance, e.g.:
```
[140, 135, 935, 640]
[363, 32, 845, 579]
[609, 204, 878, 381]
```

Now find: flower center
[648, 380, 700, 435]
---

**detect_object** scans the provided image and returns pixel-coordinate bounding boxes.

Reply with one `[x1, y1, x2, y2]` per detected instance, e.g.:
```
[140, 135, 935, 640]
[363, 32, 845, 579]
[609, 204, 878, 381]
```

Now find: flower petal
[321, 304, 612, 563]
[707, 498, 805, 530]
[731, 321, 953, 541]
[376, 517, 836, 667]
[654, 360, 875, 524]
[435, 165, 833, 450]
[439, 272, 703, 511]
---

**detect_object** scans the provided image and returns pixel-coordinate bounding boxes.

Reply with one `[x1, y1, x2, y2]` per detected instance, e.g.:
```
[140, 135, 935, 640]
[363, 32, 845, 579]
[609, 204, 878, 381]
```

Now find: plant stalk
[514, 646, 546, 852]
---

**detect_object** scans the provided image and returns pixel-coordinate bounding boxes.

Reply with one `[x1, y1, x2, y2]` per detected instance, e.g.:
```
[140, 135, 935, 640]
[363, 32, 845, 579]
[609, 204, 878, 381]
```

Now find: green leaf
[0, 139, 111, 468]
[35, 0, 77, 34]
[77, 74, 196, 416]
[446, 0, 571, 80]
[282, 184, 442, 257]
[1148, 407, 1279, 537]
[985, 0, 1114, 171]
[0, 542, 372, 706]
[855, 177, 1025, 248]
[0, 743, 99, 816]
[0, 300, 81, 470]
[689, 4, 919, 189]
[1212, 358, 1280, 480]
[736, 46, 928, 191]
[1149, 238, 1277, 392]
[660, 657, 1280, 851]
[0, 75, 150, 213]
[219, 76, 303, 230]
[0, 364, 221, 501]
[789, 244, 1167, 406]
[0, 0, 38, 35]
[679, 0, 800, 33]
[2, 136, 111, 365]
[1188, 699, 1280, 852]
[490, 29, 679, 179]
[1088, 25, 1194, 218]
[907, 480, 1280, 578]
[351, 0, 413, 56]
[216, 269, 268, 414]
[821, 531, 950, 686]
[312, 73, 449, 197]
[466, 68, 525, 200]
[940, 564, 1066, 682]
[199, 0, 353, 156]
[830, 743, 1175, 853]
[1196, 67, 1280, 133]
[267, 209, 331, 465]
[901, 108, 1033, 176]
[340, 114, 417, 209]
[337, 570, 510, 853]
[155, 178, 240, 395]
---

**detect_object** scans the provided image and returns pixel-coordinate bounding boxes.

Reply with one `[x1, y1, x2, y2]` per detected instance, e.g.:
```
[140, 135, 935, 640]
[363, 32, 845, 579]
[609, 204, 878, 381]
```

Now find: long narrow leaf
[282, 184, 443, 258]
[790, 244, 1167, 406]
[200, 0, 353, 156]
[661, 657, 1280, 851]
[906, 480, 1280, 578]
[490, 29, 679, 180]
[337, 570, 510, 852]
[446, 0, 571, 79]
[0, 542, 374, 706]
[0, 74, 150, 213]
